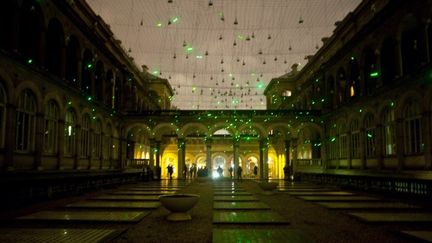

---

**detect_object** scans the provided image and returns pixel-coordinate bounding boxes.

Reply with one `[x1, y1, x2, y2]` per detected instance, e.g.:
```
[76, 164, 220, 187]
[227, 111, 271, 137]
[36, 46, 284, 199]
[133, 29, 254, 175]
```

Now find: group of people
[218, 165, 243, 180]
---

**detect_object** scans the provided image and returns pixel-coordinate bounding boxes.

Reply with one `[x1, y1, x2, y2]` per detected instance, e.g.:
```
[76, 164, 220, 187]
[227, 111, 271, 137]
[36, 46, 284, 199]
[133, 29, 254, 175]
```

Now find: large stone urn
[159, 194, 200, 221]
[258, 181, 279, 195]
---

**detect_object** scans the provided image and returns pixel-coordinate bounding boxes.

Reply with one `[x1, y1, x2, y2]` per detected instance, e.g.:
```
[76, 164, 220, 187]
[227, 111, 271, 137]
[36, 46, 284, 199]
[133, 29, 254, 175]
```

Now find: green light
[156, 22, 163, 27]
[87, 63, 93, 69]
[187, 47, 193, 51]
[237, 34, 244, 40]
[350, 56, 355, 60]
[87, 96, 92, 101]
[68, 101, 72, 105]
[359, 108, 363, 113]
[152, 70, 159, 75]
[321, 98, 325, 102]
[257, 83, 264, 89]
[390, 101, 395, 107]
[370, 71, 379, 77]
[172, 17, 179, 23]
[367, 133, 373, 138]
[27, 59, 33, 64]
[196, 55, 203, 59]
[331, 137, 336, 142]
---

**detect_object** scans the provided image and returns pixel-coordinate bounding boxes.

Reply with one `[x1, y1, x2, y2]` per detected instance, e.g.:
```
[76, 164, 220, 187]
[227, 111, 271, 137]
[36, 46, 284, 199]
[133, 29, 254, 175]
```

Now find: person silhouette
[217, 166, 223, 178]
[237, 165, 243, 181]
[228, 166, 233, 179]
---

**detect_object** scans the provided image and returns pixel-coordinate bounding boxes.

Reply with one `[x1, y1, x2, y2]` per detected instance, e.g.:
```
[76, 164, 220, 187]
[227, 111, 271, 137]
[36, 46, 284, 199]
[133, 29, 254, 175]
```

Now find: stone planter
[159, 194, 200, 221]
[258, 181, 279, 195]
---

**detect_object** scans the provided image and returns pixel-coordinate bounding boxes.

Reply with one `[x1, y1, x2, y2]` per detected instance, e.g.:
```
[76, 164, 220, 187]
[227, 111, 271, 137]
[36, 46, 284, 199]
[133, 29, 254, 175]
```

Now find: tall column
[57, 119, 65, 170]
[422, 111, 432, 169]
[347, 131, 352, 169]
[74, 125, 82, 170]
[177, 138, 185, 179]
[149, 139, 155, 167]
[155, 140, 161, 169]
[291, 138, 298, 176]
[375, 124, 384, 170]
[99, 131, 105, 169]
[4, 103, 16, 170]
[284, 139, 290, 167]
[259, 138, 269, 180]
[359, 127, 366, 169]
[233, 140, 240, 178]
[206, 139, 212, 177]
[34, 112, 44, 170]
[395, 118, 405, 170]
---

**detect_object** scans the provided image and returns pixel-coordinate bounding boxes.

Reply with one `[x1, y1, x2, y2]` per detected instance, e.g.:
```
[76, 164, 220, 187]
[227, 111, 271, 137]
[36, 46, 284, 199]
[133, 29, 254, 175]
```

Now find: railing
[296, 158, 322, 167]
[126, 159, 149, 168]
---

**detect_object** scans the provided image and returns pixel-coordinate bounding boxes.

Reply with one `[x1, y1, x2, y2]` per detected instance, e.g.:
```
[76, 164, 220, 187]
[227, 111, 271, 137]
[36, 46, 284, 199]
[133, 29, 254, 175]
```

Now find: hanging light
[233, 40, 237, 46]
[289, 45, 292, 51]
[221, 59, 224, 64]
[182, 40, 187, 47]
[268, 34, 271, 40]
[140, 19, 143, 26]
[208, 0, 213, 6]
[173, 53, 176, 59]
[246, 35, 251, 41]
[219, 34, 223, 40]
[258, 50, 263, 55]
[234, 17, 238, 25]
[168, 0, 173, 3]
[284, 59, 287, 64]
[168, 19, 172, 25]
[299, 16, 304, 24]
[186, 54, 189, 59]
[222, 78, 225, 83]
[315, 44, 319, 50]
[251, 32, 255, 38]
[236, 58, 240, 62]
[128, 48, 132, 53]
[210, 76, 213, 80]
[274, 57, 278, 61]
[263, 60, 266, 65]
[221, 68, 224, 72]
[193, 73, 196, 78]
[242, 61, 246, 66]
[205, 50, 209, 56]
[169, 75, 172, 79]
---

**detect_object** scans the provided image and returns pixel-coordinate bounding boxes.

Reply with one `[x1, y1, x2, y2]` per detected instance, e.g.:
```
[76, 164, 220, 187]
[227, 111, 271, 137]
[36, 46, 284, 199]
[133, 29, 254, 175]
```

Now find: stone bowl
[258, 181, 279, 195]
[159, 194, 200, 221]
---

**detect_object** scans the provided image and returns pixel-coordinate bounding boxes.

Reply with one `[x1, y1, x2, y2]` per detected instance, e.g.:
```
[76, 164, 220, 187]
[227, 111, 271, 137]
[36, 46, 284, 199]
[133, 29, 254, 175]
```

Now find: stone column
[291, 138, 298, 176]
[347, 131, 352, 169]
[359, 127, 366, 169]
[206, 139, 212, 177]
[155, 140, 161, 169]
[422, 111, 431, 169]
[233, 140, 240, 178]
[395, 118, 405, 170]
[99, 131, 105, 169]
[74, 125, 81, 170]
[375, 124, 384, 170]
[149, 139, 155, 167]
[57, 119, 65, 170]
[177, 138, 185, 179]
[34, 112, 44, 170]
[259, 138, 269, 180]
[4, 103, 16, 170]
[284, 140, 290, 168]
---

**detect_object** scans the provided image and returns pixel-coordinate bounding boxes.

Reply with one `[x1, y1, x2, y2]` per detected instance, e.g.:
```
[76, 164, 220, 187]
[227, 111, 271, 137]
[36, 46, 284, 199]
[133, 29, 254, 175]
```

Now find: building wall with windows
[0, 0, 168, 171]
[266, 0, 432, 175]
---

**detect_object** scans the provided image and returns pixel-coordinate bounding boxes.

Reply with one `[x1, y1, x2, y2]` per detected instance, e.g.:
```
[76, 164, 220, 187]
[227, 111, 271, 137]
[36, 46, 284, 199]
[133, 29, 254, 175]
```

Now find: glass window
[105, 123, 112, 160]
[43, 100, 59, 154]
[364, 114, 376, 157]
[16, 89, 36, 152]
[338, 124, 348, 159]
[383, 106, 396, 156]
[81, 114, 91, 157]
[404, 99, 423, 154]
[64, 109, 76, 156]
[329, 124, 337, 160]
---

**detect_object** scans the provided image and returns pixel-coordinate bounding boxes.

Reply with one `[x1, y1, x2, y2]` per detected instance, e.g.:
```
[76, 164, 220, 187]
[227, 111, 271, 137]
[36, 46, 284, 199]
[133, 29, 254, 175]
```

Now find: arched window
[363, 48, 378, 95]
[348, 58, 360, 98]
[45, 18, 64, 77]
[364, 113, 376, 158]
[337, 68, 347, 105]
[64, 108, 76, 156]
[105, 70, 114, 106]
[114, 76, 122, 109]
[382, 106, 396, 156]
[401, 24, 426, 75]
[94, 61, 104, 101]
[403, 98, 423, 154]
[66, 36, 80, 86]
[81, 50, 93, 96]
[16, 89, 36, 152]
[80, 114, 91, 157]
[381, 38, 398, 85]
[338, 123, 348, 159]
[350, 119, 360, 159]
[326, 75, 335, 108]
[93, 119, 102, 159]
[43, 100, 59, 154]
[0, 82, 7, 148]
[112, 127, 120, 161]
[18, 0, 44, 64]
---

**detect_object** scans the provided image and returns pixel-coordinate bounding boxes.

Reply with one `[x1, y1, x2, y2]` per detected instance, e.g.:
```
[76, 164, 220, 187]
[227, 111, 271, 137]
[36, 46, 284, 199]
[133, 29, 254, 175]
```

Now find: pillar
[359, 127, 366, 169]
[291, 138, 298, 176]
[34, 112, 44, 170]
[422, 111, 431, 169]
[206, 139, 212, 177]
[177, 138, 185, 179]
[233, 140, 240, 178]
[375, 124, 384, 170]
[57, 119, 65, 170]
[4, 103, 16, 170]
[284, 140, 290, 168]
[259, 138, 269, 180]
[155, 140, 161, 169]
[395, 118, 405, 170]
[74, 125, 82, 170]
